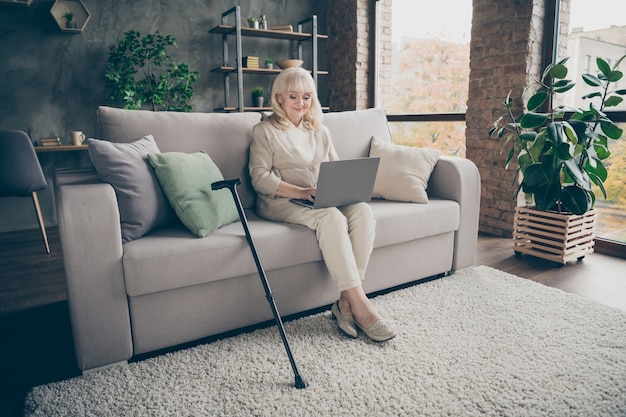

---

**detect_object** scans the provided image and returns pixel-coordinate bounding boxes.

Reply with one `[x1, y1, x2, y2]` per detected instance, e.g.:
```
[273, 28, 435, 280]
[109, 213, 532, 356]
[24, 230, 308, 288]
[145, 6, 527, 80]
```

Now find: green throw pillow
[147, 151, 239, 237]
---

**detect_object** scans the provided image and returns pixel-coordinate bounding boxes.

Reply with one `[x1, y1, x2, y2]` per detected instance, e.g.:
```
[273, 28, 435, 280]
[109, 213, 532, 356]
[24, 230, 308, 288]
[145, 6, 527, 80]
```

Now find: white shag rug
[24, 266, 626, 416]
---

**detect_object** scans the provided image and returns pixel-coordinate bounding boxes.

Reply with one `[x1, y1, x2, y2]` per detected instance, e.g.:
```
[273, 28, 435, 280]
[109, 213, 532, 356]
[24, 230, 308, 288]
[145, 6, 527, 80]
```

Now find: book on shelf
[242, 56, 259, 68]
[271, 24, 293, 32]
[40, 137, 61, 146]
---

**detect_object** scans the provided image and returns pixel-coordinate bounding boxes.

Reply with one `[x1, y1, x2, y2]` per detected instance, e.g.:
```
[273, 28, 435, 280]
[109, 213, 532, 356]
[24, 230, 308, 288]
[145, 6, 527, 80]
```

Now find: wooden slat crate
[512, 206, 596, 265]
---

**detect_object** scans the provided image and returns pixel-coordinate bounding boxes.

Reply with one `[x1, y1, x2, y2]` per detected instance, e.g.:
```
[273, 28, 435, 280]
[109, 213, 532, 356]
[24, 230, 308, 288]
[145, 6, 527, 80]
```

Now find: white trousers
[284, 202, 376, 292]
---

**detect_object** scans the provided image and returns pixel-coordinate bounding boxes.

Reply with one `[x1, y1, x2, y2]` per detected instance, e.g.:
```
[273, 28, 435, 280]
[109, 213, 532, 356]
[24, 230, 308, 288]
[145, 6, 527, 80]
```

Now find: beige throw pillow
[369, 136, 441, 203]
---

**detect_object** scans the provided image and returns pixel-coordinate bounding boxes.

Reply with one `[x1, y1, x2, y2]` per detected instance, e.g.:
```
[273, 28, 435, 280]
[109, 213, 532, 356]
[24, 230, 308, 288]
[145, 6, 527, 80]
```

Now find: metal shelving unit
[208, 6, 327, 112]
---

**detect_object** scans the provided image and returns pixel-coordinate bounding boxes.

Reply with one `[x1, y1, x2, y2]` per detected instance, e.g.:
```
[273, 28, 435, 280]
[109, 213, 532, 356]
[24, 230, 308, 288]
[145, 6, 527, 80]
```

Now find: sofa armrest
[55, 168, 132, 371]
[427, 156, 481, 271]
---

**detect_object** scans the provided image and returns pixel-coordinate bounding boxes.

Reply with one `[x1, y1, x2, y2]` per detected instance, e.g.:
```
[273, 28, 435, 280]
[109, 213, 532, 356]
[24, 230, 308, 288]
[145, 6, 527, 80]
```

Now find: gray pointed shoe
[331, 301, 358, 339]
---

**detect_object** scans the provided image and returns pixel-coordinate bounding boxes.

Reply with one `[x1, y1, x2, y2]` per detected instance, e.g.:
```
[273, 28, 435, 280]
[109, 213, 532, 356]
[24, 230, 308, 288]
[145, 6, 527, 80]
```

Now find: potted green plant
[490, 55, 626, 264]
[247, 16, 259, 29]
[105, 31, 199, 112]
[251, 86, 264, 107]
[64, 11, 73, 28]
[490, 55, 626, 215]
[265, 58, 274, 70]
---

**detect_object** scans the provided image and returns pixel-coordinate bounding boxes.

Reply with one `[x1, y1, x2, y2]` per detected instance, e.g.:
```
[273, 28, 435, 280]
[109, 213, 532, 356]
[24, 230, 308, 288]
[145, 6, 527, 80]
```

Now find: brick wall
[326, 0, 392, 110]
[327, 0, 372, 110]
[466, 0, 549, 237]
[377, 0, 392, 109]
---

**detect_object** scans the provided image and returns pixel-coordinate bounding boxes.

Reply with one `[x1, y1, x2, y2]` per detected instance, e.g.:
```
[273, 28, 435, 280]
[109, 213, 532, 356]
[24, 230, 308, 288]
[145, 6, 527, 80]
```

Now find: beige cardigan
[249, 119, 338, 220]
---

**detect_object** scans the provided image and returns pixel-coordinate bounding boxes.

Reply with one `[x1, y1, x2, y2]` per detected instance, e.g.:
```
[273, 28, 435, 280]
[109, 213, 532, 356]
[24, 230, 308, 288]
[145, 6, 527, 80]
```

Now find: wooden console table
[34, 145, 88, 153]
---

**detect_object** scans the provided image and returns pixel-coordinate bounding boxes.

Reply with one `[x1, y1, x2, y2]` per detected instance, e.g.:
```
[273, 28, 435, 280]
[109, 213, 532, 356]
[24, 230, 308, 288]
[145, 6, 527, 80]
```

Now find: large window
[377, 0, 471, 157]
[560, 0, 626, 246]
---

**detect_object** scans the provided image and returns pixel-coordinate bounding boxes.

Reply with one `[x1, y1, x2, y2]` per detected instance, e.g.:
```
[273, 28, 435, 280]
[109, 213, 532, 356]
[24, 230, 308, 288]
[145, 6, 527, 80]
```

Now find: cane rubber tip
[294, 376, 308, 389]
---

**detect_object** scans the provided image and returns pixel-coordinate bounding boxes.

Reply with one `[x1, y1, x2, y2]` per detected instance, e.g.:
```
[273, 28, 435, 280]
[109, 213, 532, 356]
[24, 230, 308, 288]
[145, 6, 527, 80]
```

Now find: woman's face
[277, 90, 312, 126]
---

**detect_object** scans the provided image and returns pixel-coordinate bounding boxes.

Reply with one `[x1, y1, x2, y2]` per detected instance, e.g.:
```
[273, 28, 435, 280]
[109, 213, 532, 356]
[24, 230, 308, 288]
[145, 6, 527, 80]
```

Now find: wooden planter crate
[512, 206, 596, 265]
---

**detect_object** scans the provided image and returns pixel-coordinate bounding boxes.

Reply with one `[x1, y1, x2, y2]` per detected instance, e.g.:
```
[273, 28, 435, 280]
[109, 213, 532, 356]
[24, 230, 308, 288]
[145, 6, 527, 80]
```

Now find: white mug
[71, 131, 86, 146]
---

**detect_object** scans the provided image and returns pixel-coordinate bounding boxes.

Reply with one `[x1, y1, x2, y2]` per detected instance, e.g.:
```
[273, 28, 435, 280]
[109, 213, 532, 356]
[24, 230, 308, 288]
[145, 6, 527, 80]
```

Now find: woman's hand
[298, 187, 316, 202]
[275, 181, 316, 202]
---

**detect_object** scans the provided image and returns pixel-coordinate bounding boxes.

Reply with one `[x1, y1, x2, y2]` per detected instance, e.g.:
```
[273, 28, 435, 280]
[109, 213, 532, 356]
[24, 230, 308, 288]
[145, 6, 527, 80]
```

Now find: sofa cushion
[121, 200, 460, 297]
[323, 108, 392, 159]
[369, 199, 459, 247]
[148, 151, 239, 238]
[122, 212, 322, 296]
[87, 135, 175, 243]
[97, 106, 262, 209]
[369, 136, 441, 203]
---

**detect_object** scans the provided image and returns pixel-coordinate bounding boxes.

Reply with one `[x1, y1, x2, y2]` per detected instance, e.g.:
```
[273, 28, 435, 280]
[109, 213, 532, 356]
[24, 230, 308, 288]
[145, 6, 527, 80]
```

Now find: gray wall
[0, 0, 327, 233]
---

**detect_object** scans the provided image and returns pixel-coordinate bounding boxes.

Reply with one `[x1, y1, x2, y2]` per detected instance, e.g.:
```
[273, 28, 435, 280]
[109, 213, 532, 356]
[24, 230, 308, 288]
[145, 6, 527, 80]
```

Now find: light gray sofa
[55, 106, 480, 373]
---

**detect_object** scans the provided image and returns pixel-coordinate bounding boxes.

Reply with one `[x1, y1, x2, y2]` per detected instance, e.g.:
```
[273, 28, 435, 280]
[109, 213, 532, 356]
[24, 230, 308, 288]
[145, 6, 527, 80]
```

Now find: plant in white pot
[490, 55, 626, 264]
[247, 16, 259, 29]
[251, 86, 264, 108]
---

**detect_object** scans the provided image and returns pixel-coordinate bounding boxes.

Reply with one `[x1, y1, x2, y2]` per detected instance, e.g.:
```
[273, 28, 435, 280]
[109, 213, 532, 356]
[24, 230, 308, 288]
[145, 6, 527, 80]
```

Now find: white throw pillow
[369, 136, 441, 203]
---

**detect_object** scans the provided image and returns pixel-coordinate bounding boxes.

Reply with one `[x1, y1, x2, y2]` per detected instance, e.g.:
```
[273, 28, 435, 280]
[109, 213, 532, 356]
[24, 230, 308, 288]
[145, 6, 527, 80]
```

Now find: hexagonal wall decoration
[50, 0, 91, 33]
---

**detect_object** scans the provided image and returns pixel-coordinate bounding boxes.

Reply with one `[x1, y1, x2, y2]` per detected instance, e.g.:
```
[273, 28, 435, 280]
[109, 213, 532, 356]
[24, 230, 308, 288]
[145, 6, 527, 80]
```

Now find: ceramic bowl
[276, 59, 304, 69]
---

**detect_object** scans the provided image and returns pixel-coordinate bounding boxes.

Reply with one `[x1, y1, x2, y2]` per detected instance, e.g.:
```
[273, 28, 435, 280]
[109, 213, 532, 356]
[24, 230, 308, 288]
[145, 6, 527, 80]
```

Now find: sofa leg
[82, 360, 128, 375]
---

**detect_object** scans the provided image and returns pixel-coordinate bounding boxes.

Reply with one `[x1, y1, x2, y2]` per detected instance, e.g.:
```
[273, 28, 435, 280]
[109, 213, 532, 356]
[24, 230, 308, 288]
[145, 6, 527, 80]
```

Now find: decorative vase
[512, 205, 596, 266]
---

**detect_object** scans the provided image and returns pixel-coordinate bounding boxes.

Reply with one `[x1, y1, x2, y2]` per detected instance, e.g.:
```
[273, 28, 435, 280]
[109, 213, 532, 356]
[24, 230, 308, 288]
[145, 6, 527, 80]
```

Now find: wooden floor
[0, 228, 67, 314]
[1, 227, 626, 314]
[476, 233, 626, 311]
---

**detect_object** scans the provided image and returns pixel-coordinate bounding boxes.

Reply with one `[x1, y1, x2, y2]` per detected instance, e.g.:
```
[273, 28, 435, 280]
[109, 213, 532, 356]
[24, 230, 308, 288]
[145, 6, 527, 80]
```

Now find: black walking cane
[212, 178, 308, 389]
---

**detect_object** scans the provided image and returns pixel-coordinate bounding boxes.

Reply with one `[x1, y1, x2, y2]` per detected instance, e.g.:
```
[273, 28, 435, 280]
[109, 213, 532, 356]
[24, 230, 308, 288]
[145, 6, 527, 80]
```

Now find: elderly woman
[248, 67, 395, 342]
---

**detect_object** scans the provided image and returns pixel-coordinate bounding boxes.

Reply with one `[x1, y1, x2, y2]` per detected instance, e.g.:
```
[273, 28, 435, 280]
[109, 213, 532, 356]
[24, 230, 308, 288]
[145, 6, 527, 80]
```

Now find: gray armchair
[0, 129, 50, 253]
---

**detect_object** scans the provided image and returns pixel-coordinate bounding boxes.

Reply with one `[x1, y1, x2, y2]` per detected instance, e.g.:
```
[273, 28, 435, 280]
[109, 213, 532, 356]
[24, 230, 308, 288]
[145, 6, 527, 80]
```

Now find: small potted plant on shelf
[247, 16, 259, 29]
[64, 11, 74, 28]
[489, 55, 626, 264]
[265, 58, 273, 70]
[251, 86, 264, 107]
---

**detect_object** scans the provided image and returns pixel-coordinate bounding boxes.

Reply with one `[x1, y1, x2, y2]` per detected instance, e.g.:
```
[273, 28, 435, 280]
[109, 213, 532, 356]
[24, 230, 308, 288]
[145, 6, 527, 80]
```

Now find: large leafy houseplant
[105, 31, 199, 112]
[489, 55, 626, 215]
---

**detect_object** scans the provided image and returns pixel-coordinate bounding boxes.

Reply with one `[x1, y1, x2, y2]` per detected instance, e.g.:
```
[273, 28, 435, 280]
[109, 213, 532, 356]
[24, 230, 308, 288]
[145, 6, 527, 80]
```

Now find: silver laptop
[290, 157, 380, 209]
